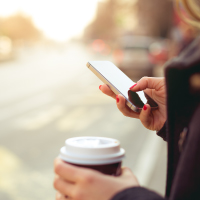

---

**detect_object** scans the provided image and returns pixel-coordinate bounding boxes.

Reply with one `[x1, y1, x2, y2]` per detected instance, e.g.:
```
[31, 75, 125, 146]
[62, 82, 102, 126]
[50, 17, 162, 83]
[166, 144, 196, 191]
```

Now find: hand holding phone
[86, 61, 158, 112]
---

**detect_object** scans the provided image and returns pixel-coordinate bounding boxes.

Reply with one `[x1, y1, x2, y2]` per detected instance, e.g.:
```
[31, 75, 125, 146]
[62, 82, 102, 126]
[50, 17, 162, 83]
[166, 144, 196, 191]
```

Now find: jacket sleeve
[156, 122, 167, 141]
[111, 187, 166, 200]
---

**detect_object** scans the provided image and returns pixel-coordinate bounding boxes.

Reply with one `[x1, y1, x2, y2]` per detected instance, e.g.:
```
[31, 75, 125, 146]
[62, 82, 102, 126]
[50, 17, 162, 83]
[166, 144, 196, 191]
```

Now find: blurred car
[0, 36, 13, 62]
[148, 39, 169, 77]
[148, 40, 169, 65]
[113, 35, 166, 80]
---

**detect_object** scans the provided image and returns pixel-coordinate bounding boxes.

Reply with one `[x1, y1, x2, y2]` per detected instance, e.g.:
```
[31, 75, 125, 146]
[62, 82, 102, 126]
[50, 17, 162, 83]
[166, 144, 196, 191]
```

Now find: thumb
[120, 167, 139, 185]
[130, 77, 163, 92]
[120, 167, 134, 177]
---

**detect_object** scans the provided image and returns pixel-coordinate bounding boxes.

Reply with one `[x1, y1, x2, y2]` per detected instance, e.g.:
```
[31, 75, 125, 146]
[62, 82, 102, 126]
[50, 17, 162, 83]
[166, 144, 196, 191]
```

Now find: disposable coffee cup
[59, 136, 125, 176]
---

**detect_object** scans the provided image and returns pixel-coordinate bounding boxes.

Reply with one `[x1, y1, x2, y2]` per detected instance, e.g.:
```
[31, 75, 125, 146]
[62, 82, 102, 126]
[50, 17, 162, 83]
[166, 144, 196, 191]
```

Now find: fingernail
[143, 105, 147, 110]
[130, 83, 137, 89]
[116, 95, 119, 103]
[99, 85, 102, 90]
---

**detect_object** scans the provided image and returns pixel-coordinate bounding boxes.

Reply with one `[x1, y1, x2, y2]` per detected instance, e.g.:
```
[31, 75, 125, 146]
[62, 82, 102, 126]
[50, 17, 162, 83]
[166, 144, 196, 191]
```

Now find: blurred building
[83, 0, 117, 41]
[84, 0, 173, 41]
[136, 0, 173, 37]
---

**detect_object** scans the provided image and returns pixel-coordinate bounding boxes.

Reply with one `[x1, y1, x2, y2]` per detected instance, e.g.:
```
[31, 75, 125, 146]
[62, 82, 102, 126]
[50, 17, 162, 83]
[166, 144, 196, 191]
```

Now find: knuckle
[144, 77, 150, 84]
[54, 161, 63, 175]
[81, 171, 95, 184]
[140, 76, 148, 82]
[141, 76, 149, 84]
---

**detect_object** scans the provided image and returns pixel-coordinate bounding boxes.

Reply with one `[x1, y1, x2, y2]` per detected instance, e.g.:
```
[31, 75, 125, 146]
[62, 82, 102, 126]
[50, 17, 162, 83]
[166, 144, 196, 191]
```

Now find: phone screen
[128, 90, 158, 109]
[87, 61, 158, 110]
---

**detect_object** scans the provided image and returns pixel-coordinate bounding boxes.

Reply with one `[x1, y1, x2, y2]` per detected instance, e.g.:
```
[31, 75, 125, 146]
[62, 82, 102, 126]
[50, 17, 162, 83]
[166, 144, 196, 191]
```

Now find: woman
[53, 0, 200, 199]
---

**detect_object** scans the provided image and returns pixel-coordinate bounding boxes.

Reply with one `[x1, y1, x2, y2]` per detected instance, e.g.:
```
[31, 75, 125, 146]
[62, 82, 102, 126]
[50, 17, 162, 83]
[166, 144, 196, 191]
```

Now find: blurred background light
[0, 0, 102, 41]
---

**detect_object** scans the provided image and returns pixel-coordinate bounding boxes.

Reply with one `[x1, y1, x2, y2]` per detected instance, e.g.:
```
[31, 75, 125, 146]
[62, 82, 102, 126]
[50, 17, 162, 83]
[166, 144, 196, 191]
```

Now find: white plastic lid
[59, 137, 125, 165]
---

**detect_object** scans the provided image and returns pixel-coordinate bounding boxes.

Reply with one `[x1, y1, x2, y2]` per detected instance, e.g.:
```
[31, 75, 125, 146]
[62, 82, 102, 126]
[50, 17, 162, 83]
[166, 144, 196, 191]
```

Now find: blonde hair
[175, 0, 200, 28]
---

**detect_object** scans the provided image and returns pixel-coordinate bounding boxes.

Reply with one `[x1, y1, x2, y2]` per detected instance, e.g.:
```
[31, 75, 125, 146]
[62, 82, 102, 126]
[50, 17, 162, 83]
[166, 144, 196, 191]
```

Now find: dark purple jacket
[111, 36, 200, 200]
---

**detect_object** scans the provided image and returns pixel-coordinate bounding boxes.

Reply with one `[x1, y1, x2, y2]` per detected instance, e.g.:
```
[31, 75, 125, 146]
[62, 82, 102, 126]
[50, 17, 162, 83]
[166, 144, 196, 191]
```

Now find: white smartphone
[86, 61, 158, 112]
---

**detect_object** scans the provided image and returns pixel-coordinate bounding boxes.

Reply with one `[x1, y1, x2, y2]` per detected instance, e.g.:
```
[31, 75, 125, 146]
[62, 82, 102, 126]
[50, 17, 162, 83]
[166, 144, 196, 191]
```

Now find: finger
[139, 104, 153, 130]
[130, 77, 164, 92]
[100, 84, 116, 99]
[116, 94, 139, 118]
[54, 158, 84, 183]
[54, 175, 74, 197]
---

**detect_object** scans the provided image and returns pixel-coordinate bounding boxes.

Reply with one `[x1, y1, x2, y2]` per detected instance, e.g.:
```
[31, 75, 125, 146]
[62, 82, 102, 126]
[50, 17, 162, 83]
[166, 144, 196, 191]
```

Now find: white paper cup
[59, 136, 125, 176]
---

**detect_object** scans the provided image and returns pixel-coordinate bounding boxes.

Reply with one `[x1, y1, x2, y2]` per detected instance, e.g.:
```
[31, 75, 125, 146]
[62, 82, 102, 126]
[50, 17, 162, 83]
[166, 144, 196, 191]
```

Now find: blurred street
[0, 42, 167, 200]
